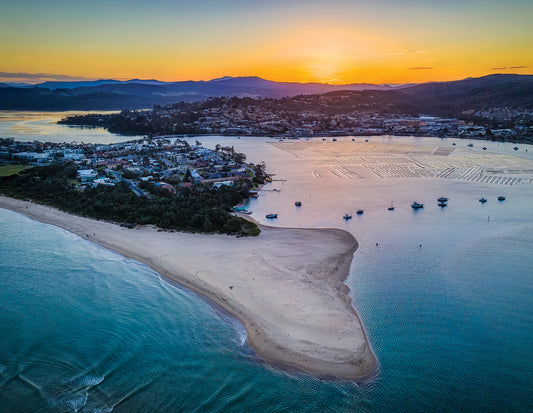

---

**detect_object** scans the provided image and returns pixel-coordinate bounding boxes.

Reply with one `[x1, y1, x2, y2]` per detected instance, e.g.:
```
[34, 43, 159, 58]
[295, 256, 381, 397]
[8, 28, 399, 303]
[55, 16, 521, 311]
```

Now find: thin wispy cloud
[491, 66, 528, 70]
[0, 72, 97, 83]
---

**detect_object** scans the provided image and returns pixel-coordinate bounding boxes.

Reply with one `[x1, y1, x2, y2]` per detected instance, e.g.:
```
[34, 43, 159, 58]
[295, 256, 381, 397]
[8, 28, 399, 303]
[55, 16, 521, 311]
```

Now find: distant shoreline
[0, 196, 377, 381]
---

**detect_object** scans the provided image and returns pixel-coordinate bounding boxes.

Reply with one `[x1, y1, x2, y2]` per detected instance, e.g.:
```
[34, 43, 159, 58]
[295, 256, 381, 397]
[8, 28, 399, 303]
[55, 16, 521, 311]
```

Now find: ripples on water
[1, 130, 533, 411]
[1, 210, 531, 412]
[0, 211, 372, 412]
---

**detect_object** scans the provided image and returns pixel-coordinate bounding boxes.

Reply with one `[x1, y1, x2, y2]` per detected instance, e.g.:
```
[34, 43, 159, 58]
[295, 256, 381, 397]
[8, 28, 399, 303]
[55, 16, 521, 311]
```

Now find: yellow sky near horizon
[1, 0, 532, 84]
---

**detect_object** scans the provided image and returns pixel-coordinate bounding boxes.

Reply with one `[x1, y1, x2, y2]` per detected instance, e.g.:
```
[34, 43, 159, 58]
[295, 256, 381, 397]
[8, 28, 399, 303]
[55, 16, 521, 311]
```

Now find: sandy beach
[0, 195, 376, 380]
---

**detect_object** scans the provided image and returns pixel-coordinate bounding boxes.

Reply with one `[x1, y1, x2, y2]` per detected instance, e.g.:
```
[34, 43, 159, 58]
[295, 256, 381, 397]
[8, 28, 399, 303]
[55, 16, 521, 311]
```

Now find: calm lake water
[0, 111, 127, 144]
[1, 114, 532, 411]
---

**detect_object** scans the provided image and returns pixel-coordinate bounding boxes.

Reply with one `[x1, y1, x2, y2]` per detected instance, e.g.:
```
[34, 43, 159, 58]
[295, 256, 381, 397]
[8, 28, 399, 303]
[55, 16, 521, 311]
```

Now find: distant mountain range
[1, 76, 401, 92]
[0, 74, 532, 113]
[4, 78, 169, 90]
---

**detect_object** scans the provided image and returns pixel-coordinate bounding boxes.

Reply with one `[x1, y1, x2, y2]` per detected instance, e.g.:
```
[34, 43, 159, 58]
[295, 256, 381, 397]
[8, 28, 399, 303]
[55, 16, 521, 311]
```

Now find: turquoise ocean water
[1, 114, 532, 411]
[0, 210, 377, 412]
[4, 206, 530, 412]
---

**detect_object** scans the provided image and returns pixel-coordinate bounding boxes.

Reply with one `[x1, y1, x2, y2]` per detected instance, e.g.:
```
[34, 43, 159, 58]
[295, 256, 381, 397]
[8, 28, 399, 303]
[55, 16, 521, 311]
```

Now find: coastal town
[0, 136, 266, 235]
[0, 136, 263, 193]
[59, 94, 533, 143]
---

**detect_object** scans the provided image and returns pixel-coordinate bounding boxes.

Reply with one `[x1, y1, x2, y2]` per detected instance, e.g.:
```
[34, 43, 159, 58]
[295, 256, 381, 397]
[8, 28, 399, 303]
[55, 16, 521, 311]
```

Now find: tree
[202, 216, 214, 232]
[235, 152, 246, 163]
[224, 216, 241, 233]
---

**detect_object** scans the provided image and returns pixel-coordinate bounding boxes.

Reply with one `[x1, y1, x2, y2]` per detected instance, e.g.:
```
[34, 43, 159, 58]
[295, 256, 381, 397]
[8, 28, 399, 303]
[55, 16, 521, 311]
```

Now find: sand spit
[0, 196, 377, 380]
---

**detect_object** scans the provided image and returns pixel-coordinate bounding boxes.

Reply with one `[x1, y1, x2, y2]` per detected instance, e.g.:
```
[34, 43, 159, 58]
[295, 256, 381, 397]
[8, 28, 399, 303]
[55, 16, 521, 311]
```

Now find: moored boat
[356, 209, 364, 215]
[438, 201, 447, 207]
[437, 197, 448, 202]
[265, 213, 278, 219]
[294, 201, 302, 207]
[479, 197, 487, 203]
[513, 147, 519, 150]
[411, 202, 424, 209]
[388, 201, 395, 211]
[343, 214, 352, 220]
[498, 196, 506, 201]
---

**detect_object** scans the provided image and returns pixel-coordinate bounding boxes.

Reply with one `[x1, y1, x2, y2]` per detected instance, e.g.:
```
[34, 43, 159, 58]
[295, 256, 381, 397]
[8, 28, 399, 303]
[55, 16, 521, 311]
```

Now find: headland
[0, 195, 377, 380]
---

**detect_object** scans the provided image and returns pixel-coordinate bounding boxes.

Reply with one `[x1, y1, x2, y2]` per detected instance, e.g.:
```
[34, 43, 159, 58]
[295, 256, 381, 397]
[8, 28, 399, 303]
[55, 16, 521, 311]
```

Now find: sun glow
[0, 0, 531, 84]
[263, 25, 385, 83]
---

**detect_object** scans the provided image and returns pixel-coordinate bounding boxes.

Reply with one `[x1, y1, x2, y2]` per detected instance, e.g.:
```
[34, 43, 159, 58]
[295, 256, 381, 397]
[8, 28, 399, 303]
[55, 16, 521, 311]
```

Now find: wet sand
[0, 196, 377, 380]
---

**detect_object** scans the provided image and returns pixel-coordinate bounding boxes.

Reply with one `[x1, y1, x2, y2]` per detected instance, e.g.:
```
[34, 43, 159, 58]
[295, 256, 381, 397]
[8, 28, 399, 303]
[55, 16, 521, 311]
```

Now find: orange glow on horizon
[1, 9, 531, 86]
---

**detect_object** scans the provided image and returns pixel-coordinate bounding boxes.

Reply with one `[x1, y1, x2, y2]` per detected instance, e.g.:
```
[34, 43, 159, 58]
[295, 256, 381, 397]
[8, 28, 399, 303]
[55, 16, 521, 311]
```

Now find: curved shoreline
[0, 195, 377, 380]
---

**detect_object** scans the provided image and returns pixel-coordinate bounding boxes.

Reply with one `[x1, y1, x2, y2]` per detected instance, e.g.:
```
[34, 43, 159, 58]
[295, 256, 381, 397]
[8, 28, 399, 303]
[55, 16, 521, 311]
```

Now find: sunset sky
[1, 0, 532, 85]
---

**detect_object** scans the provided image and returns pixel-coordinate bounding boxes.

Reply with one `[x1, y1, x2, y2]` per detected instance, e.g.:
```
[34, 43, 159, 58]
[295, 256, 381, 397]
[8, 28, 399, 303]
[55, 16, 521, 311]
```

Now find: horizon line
[1, 72, 532, 87]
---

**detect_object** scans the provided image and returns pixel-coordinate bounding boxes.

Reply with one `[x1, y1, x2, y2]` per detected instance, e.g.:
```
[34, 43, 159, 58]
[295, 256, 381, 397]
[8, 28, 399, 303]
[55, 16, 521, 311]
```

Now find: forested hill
[1, 74, 532, 114]
[401, 74, 533, 116]
[0, 76, 396, 111]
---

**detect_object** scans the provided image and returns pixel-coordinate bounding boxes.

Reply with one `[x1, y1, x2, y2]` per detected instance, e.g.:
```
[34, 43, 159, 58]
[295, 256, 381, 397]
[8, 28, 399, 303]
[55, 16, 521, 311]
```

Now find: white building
[78, 169, 98, 183]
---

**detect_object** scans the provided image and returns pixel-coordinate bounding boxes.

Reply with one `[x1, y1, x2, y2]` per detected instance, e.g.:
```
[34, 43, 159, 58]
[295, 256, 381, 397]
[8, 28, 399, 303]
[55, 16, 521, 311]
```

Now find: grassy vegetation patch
[0, 165, 33, 177]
